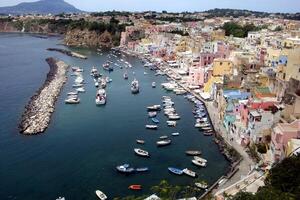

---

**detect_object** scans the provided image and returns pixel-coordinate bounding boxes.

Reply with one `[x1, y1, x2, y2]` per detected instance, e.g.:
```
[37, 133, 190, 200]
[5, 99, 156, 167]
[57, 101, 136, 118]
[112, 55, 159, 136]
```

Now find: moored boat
[159, 135, 168, 140]
[136, 139, 145, 144]
[148, 111, 157, 118]
[135, 167, 149, 172]
[147, 105, 161, 111]
[95, 190, 107, 200]
[156, 139, 171, 146]
[76, 87, 85, 93]
[195, 182, 208, 189]
[151, 118, 159, 124]
[65, 98, 80, 104]
[128, 185, 142, 190]
[171, 132, 180, 136]
[134, 148, 150, 157]
[152, 82, 156, 88]
[116, 164, 135, 174]
[131, 79, 139, 94]
[145, 125, 158, 129]
[185, 150, 202, 156]
[183, 168, 197, 177]
[167, 121, 177, 127]
[168, 167, 183, 175]
[95, 89, 106, 105]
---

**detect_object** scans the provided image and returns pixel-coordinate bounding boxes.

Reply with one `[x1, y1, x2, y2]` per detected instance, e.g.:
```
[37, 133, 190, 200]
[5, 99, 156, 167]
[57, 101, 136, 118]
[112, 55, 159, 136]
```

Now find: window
[220, 62, 223, 65]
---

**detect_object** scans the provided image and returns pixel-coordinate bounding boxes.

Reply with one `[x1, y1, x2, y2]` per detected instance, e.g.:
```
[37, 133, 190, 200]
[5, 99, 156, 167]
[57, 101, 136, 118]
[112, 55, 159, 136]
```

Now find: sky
[0, 0, 299, 13]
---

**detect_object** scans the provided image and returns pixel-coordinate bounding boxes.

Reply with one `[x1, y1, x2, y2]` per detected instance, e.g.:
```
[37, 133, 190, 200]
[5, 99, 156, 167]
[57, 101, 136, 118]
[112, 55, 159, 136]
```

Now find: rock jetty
[19, 58, 69, 135]
[47, 48, 87, 59]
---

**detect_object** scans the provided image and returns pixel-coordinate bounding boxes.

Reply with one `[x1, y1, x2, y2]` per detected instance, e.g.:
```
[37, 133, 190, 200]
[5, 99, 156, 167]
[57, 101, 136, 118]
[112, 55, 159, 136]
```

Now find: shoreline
[19, 57, 69, 135]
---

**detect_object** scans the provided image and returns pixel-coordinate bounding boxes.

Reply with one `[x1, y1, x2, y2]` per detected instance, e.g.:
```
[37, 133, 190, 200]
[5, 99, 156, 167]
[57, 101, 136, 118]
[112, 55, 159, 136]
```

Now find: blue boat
[168, 167, 183, 175]
[151, 118, 159, 124]
[116, 164, 135, 174]
[135, 167, 149, 172]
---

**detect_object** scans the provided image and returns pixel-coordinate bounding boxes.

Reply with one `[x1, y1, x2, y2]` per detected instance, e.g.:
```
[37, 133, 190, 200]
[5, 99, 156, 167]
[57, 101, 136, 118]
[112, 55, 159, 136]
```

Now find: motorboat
[123, 72, 128, 79]
[203, 131, 214, 136]
[95, 89, 106, 105]
[151, 118, 159, 124]
[134, 148, 150, 157]
[105, 77, 112, 83]
[103, 62, 113, 71]
[171, 132, 180, 136]
[135, 167, 149, 172]
[95, 82, 99, 87]
[200, 127, 212, 131]
[67, 91, 78, 96]
[65, 98, 80, 104]
[136, 139, 145, 144]
[95, 190, 107, 200]
[131, 79, 139, 94]
[116, 164, 135, 174]
[168, 114, 180, 120]
[156, 139, 171, 146]
[167, 121, 177, 127]
[159, 135, 168, 140]
[148, 112, 157, 118]
[75, 76, 84, 84]
[147, 105, 161, 111]
[195, 182, 208, 189]
[76, 87, 85, 93]
[145, 125, 158, 129]
[183, 168, 197, 178]
[128, 185, 142, 190]
[152, 82, 156, 88]
[100, 79, 107, 88]
[72, 83, 84, 88]
[192, 159, 207, 167]
[194, 156, 208, 163]
[185, 150, 202, 156]
[168, 167, 183, 175]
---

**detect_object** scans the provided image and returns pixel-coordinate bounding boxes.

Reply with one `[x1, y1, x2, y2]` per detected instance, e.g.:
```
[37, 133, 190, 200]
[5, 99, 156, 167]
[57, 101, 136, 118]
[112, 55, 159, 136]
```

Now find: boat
[171, 132, 180, 136]
[194, 156, 208, 163]
[145, 125, 158, 129]
[159, 135, 168, 139]
[56, 197, 65, 200]
[152, 82, 156, 88]
[156, 139, 171, 146]
[72, 83, 84, 88]
[192, 159, 207, 167]
[183, 168, 197, 177]
[100, 79, 107, 88]
[95, 82, 99, 87]
[116, 164, 135, 174]
[151, 118, 159, 124]
[67, 91, 78, 96]
[168, 167, 183, 175]
[136, 139, 145, 144]
[123, 72, 128, 79]
[147, 105, 161, 111]
[95, 190, 107, 200]
[75, 76, 84, 84]
[185, 150, 202, 156]
[167, 121, 177, 127]
[131, 79, 139, 94]
[148, 112, 157, 118]
[128, 185, 142, 190]
[134, 148, 150, 157]
[195, 182, 208, 189]
[65, 98, 80, 104]
[168, 114, 180, 120]
[95, 89, 106, 105]
[203, 131, 214, 136]
[198, 123, 211, 128]
[135, 167, 149, 172]
[76, 87, 85, 93]
[200, 127, 212, 131]
[103, 63, 113, 71]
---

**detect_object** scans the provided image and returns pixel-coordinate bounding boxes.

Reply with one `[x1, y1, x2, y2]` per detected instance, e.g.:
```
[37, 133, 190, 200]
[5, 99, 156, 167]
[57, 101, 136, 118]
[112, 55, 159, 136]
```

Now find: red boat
[128, 185, 142, 190]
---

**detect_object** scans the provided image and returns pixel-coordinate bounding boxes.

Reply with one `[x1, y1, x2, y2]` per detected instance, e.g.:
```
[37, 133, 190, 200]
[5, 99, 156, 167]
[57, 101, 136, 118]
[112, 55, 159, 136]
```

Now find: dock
[47, 48, 87, 59]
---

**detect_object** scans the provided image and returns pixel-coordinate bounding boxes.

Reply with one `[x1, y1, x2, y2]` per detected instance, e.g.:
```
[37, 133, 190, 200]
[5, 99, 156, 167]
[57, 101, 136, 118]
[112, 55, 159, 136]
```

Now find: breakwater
[47, 48, 87, 59]
[19, 57, 69, 135]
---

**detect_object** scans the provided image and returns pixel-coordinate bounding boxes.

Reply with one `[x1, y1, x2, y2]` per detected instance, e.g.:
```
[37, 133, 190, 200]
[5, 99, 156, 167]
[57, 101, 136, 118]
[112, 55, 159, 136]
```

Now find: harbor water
[0, 33, 229, 200]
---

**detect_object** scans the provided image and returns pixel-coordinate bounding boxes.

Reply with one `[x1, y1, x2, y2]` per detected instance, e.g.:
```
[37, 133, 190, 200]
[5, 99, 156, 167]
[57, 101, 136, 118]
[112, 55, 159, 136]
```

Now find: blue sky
[1, 0, 299, 13]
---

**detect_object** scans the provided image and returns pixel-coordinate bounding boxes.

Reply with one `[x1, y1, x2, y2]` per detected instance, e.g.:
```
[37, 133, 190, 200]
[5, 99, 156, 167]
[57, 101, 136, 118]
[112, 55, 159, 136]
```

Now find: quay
[47, 48, 87, 59]
[19, 57, 69, 135]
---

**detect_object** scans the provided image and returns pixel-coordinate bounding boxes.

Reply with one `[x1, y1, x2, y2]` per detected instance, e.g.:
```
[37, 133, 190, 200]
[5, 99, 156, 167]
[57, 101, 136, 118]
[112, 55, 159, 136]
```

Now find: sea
[0, 33, 229, 200]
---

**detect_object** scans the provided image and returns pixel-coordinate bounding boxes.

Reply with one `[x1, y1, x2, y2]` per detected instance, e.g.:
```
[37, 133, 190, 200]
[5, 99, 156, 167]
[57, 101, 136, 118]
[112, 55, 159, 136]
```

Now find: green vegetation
[230, 154, 300, 200]
[168, 30, 189, 36]
[256, 143, 267, 154]
[222, 22, 267, 38]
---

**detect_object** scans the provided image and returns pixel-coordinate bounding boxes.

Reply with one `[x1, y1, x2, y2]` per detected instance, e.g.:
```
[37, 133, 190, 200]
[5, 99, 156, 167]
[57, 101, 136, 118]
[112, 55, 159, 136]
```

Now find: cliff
[64, 29, 115, 48]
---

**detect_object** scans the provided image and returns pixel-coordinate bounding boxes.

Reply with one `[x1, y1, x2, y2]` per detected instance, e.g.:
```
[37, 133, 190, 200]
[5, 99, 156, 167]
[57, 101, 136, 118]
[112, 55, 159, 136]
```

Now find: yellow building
[286, 138, 300, 157]
[282, 38, 300, 49]
[211, 29, 225, 41]
[277, 48, 300, 82]
[212, 59, 233, 76]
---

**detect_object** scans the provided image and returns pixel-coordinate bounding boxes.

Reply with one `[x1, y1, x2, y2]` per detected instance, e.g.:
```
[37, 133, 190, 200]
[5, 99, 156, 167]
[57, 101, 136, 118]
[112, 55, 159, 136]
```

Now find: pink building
[188, 67, 206, 86]
[198, 52, 216, 67]
[271, 120, 300, 163]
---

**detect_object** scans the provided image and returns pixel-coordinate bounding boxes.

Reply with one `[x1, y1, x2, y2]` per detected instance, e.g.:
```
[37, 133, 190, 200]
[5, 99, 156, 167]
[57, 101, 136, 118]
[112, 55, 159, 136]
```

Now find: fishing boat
[134, 148, 150, 157]
[159, 135, 168, 139]
[168, 167, 183, 175]
[151, 118, 159, 124]
[135, 167, 149, 172]
[192, 159, 207, 167]
[128, 185, 142, 190]
[167, 121, 177, 127]
[147, 105, 161, 111]
[195, 182, 208, 189]
[67, 91, 78, 96]
[95, 89, 106, 105]
[72, 83, 84, 88]
[194, 156, 208, 163]
[65, 97, 80, 104]
[123, 72, 128, 79]
[95, 190, 107, 200]
[185, 150, 202, 156]
[136, 139, 145, 144]
[148, 112, 157, 118]
[171, 132, 180, 136]
[156, 139, 171, 146]
[152, 82, 156, 88]
[116, 164, 135, 174]
[183, 168, 197, 178]
[131, 79, 139, 94]
[145, 125, 158, 129]
[76, 87, 85, 93]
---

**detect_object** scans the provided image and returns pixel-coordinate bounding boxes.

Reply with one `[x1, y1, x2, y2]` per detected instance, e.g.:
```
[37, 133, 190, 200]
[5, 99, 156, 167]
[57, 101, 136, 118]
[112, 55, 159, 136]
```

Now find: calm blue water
[0, 33, 229, 200]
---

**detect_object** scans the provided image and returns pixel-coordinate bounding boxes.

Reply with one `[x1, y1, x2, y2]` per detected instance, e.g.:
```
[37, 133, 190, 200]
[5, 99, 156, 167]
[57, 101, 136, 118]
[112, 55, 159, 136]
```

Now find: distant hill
[0, 0, 82, 15]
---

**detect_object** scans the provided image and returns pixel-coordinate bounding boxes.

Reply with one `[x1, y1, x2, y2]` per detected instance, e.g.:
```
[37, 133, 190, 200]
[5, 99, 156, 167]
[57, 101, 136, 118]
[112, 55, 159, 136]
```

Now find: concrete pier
[19, 57, 69, 135]
[47, 48, 87, 59]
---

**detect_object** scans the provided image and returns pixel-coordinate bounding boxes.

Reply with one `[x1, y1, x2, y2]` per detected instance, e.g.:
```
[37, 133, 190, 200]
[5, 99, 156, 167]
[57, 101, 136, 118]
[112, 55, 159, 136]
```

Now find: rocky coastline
[19, 57, 69, 135]
[47, 48, 87, 59]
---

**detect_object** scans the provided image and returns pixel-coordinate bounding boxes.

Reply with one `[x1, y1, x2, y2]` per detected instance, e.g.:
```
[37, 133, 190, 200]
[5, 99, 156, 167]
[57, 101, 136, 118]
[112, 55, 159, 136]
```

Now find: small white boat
[76, 87, 85, 93]
[152, 82, 156, 88]
[195, 182, 208, 189]
[167, 121, 177, 127]
[192, 159, 207, 167]
[56, 197, 65, 200]
[96, 89, 106, 105]
[72, 83, 84, 88]
[183, 168, 197, 177]
[134, 148, 150, 157]
[67, 91, 78, 96]
[95, 190, 107, 200]
[95, 82, 99, 87]
[136, 139, 145, 144]
[157, 139, 172, 146]
[131, 79, 139, 94]
[65, 98, 80, 104]
[147, 105, 161, 111]
[171, 132, 180, 136]
[194, 156, 207, 163]
[145, 125, 158, 129]
[168, 114, 180, 120]
[148, 112, 157, 118]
